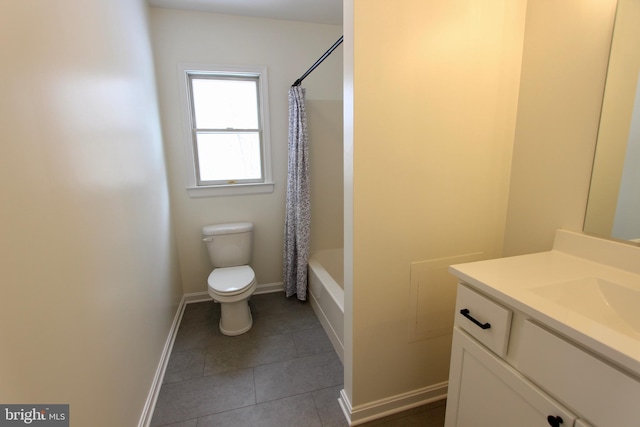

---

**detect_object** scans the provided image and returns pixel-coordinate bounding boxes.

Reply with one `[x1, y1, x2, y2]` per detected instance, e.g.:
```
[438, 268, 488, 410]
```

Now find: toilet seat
[207, 265, 256, 296]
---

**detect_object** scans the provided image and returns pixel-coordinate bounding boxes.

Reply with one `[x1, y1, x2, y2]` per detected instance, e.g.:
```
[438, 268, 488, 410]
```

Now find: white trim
[177, 62, 273, 198]
[254, 281, 284, 294]
[338, 382, 448, 426]
[338, 389, 352, 425]
[183, 291, 211, 303]
[137, 295, 188, 427]
[182, 282, 284, 301]
[187, 182, 274, 198]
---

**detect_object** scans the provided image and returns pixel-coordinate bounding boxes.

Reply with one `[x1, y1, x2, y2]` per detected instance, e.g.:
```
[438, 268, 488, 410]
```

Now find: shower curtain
[283, 86, 310, 301]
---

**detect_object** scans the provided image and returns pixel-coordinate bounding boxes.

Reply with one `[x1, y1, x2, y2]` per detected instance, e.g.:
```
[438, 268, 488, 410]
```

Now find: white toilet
[202, 222, 257, 336]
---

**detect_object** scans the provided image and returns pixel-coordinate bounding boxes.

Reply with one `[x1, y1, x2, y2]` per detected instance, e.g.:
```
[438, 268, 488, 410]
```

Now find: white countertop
[449, 230, 640, 377]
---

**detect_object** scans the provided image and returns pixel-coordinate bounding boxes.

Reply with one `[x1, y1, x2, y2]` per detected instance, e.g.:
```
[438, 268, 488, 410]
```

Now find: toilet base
[218, 299, 253, 336]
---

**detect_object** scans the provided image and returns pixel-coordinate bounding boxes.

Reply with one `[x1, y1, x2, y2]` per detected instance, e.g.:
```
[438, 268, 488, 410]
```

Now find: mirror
[584, 0, 640, 244]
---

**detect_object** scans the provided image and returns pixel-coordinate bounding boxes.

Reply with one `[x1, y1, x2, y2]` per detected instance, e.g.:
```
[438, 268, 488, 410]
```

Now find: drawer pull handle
[460, 309, 491, 330]
[547, 415, 563, 426]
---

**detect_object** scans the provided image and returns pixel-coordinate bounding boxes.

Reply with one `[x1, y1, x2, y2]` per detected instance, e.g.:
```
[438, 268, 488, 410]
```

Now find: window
[178, 64, 273, 197]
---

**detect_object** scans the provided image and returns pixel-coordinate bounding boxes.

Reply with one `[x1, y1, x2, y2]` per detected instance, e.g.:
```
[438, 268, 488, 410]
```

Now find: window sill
[186, 182, 274, 198]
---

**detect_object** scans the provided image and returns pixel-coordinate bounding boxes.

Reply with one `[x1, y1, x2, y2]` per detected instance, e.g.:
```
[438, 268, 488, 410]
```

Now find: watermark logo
[0, 405, 68, 426]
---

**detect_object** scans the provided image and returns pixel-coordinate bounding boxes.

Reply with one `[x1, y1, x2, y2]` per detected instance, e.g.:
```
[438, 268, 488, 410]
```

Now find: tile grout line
[153, 297, 347, 426]
[252, 366, 258, 408]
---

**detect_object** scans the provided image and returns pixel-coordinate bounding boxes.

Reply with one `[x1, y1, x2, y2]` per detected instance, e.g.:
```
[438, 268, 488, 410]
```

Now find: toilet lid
[208, 265, 256, 296]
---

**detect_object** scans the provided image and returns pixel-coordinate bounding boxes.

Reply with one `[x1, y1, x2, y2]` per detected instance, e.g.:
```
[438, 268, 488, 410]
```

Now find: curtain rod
[292, 36, 344, 87]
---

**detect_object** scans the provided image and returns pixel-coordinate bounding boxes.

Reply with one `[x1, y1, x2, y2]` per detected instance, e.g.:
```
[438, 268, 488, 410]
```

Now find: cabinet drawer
[454, 284, 512, 356]
[519, 321, 640, 427]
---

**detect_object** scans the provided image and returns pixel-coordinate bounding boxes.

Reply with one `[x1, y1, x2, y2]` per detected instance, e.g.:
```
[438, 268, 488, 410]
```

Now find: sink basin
[531, 277, 640, 338]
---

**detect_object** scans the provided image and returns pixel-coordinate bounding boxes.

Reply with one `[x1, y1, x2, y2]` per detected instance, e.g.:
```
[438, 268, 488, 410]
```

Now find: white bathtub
[308, 248, 344, 362]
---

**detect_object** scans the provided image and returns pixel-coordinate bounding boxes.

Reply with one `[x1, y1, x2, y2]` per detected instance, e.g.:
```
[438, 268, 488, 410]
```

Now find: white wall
[149, 8, 343, 294]
[346, 0, 526, 415]
[0, 1, 183, 426]
[502, 0, 617, 255]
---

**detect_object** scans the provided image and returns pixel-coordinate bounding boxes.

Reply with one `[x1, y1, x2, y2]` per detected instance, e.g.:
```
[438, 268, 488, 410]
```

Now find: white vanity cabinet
[444, 231, 640, 427]
[445, 284, 577, 427]
[444, 283, 640, 427]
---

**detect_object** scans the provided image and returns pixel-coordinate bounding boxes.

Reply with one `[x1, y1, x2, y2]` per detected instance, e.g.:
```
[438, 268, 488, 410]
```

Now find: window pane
[196, 133, 262, 182]
[191, 78, 259, 129]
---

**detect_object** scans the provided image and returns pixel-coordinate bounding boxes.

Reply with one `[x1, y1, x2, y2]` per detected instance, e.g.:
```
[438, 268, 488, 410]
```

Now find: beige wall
[345, 0, 617, 417]
[0, 1, 183, 426]
[502, 0, 617, 256]
[347, 0, 526, 411]
[149, 8, 343, 294]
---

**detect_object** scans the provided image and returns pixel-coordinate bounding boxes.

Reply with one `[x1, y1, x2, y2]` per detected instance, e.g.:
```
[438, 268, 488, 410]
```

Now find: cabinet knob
[547, 415, 563, 427]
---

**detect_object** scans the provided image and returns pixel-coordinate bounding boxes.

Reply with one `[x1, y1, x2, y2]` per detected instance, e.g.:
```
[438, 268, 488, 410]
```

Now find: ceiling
[147, 0, 343, 26]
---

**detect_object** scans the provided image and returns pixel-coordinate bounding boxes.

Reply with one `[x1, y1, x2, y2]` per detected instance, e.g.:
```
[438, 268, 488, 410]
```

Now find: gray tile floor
[151, 292, 446, 427]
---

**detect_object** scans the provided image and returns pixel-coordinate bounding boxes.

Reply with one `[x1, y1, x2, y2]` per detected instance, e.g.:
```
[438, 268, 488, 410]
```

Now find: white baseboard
[183, 282, 284, 301]
[184, 291, 210, 303]
[137, 295, 188, 427]
[338, 389, 352, 425]
[338, 382, 448, 426]
[254, 281, 284, 294]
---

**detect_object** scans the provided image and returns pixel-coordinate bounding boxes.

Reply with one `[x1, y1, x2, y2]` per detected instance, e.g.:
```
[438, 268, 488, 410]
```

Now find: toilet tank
[202, 222, 253, 268]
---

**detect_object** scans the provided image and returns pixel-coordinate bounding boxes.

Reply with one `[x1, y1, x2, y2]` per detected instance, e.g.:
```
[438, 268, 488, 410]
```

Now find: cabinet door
[445, 329, 576, 427]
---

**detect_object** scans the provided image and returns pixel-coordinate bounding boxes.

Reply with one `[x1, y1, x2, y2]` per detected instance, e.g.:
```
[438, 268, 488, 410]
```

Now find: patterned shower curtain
[283, 86, 311, 301]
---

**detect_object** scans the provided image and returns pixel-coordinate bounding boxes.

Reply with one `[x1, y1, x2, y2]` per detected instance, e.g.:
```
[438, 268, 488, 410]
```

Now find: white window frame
[178, 63, 274, 198]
